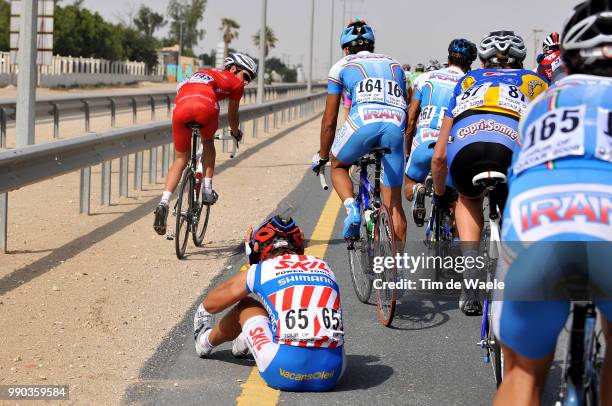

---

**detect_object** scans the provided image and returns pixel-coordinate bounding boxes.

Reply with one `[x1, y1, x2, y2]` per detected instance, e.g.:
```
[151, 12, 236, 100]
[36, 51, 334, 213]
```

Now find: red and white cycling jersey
[176, 68, 244, 103]
[246, 254, 344, 348]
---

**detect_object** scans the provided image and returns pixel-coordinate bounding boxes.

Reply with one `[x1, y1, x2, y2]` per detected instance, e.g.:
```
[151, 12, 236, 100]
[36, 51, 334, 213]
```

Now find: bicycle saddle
[186, 122, 202, 129]
[472, 171, 507, 188]
[369, 147, 391, 155]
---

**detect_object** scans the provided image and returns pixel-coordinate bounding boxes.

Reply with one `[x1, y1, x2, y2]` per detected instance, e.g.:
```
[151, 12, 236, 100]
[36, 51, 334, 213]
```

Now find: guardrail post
[222, 128, 228, 153]
[281, 108, 286, 126]
[101, 161, 111, 205]
[162, 144, 170, 177]
[149, 95, 156, 121]
[83, 100, 90, 132]
[149, 147, 157, 184]
[120, 155, 129, 197]
[109, 98, 117, 128]
[79, 167, 91, 214]
[131, 97, 137, 124]
[165, 95, 171, 118]
[52, 103, 59, 139]
[0, 192, 7, 253]
[264, 114, 269, 133]
[273, 111, 278, 129]
[134, 151, 143, 190]
[252, 118, 257, 139]
[0, 108, 6, 148]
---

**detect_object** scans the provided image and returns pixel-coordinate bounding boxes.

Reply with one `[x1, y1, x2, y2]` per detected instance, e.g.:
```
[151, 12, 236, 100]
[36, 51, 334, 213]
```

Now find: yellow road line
[235, 191, 342, 405]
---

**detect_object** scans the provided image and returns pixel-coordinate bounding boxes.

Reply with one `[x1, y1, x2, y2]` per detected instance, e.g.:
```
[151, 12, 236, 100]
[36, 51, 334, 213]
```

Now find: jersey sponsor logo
[482, 72, 508, 77]
[456, 118, 518, 140]
[279, 368, 336, 381]
[248, 326, 272, 351]
[420, 129, 440, 140]
[277, 274, 336, 286]
[359, 106, 405, 125]
[528, 80, 544, 97]
[275, 258, 331, 272]
[510, 184, 612, 240]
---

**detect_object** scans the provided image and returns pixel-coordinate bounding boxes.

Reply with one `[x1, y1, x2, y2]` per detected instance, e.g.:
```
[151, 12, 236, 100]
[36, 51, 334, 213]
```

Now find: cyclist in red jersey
[153, 53, 257, 235]
[536, 32, 566, 83]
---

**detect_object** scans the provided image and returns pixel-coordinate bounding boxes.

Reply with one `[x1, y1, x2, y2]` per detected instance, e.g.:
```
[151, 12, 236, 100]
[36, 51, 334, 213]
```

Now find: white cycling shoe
[231, 333, 251, 359]
[194, 303, 215, 358]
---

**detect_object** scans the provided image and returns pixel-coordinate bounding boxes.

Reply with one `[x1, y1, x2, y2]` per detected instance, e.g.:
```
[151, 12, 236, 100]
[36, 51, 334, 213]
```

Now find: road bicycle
[319, 147, 397, 327]
[421, 172, 456, 285]
[173, 123, 238, 259]
[473, 170, 506, 387]
[555, 302, 603, 405]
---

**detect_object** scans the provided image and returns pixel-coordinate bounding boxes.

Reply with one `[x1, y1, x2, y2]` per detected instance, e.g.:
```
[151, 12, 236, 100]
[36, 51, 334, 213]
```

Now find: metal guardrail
[0, 90, 327, 252]
[0, 83, 326, 148]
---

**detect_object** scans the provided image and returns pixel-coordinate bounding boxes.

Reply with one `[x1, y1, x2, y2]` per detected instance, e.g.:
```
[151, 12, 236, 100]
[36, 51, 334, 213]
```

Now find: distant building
[156, 45, 198, 82]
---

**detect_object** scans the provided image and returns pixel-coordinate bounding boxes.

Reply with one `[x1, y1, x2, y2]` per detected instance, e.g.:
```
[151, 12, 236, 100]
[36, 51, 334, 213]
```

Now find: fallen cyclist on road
[153, 53, 257, 235]
[192, 216, 345, 391]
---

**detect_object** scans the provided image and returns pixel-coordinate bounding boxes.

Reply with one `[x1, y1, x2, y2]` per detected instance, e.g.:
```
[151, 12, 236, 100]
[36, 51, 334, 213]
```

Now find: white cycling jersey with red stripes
[245, 254, 344, 348]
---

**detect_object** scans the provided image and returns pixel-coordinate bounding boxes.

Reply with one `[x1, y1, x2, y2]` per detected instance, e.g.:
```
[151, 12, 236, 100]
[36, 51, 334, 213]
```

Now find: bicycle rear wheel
[374, 205, 397, 327]
[347, 203, 373, 303]
[175, 170, 193, 259]
[192, 201, 210, 247]
[486, 298, 503, 386]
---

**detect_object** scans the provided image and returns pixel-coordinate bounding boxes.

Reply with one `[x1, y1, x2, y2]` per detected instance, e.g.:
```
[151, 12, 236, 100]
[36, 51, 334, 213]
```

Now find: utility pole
[532, 29, 544, 69]
[307, 0, 314, 93]
[256, 0, 267, 104]
[16, 0, 38, 147]
[329, 0, 334, 68]
[178, 20, 183, 82]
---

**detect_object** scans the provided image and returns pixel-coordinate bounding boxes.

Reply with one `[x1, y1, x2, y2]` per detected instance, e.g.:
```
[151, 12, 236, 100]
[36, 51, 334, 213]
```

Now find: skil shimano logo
[510, 184, 612, 240]
[456, 119, 518, 140]
[362, 107, 405, 122]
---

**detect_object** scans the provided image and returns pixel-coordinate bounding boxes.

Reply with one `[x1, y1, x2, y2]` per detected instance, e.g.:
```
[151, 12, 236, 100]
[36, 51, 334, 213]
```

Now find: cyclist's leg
[404, 137, 433, 200]
[601, 316, 612, 405]
[380, 123, 407, 243]
[207, 296, 268, 346]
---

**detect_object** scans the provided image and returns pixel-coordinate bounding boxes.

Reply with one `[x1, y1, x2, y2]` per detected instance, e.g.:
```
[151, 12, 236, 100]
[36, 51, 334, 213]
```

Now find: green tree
[167, 0, 206, 55]
[266, 57, 297, 83]
[53, 4, 124, 60]
[121, 27, 158, 69]
[0, 0, 9, 52]
[133, 6, 166, 39]
[219, 18, 239, 60]
[252, 26, 277, 58]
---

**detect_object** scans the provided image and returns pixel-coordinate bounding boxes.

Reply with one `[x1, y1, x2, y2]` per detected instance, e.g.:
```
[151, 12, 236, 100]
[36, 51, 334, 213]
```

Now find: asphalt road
[123, 167, 565, 406]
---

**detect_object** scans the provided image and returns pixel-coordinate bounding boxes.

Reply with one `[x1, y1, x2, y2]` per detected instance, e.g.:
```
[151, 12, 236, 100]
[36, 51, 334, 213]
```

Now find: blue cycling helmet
[448, 38, 477, 63]
[339, 19, 375, 49]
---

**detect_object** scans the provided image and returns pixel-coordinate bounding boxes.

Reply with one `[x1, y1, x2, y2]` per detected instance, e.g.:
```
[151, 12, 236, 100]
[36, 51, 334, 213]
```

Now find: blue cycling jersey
[328, 51, 407, 113]
[511, 74, 612, 177]
[413, 66, 465, 133]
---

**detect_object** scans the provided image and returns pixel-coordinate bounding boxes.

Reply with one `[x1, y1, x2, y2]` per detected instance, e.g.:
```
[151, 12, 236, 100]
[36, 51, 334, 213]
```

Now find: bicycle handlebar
[214, 133, 239, 158]
[319, 165, 329, 190]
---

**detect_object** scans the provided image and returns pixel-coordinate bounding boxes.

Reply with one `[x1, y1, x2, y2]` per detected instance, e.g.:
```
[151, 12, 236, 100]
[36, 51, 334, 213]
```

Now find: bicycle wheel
[486, 298, 504, 386]
[374, 205, 397, 327]
[192, 200, 210, 247]
[175, 170, 193, 259]
[347, 202, 373, 303]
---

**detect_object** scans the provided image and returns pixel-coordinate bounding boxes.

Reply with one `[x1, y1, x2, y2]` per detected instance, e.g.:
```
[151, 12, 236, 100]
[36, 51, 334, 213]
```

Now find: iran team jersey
[246, 254, 344, 348]
[176, 68, 244, 103]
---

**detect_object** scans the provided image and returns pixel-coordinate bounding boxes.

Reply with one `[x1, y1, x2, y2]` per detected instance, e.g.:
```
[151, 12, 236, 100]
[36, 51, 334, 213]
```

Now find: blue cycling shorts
[492, 164, 612, 359]
[331, 105, 406, 187]
[242, 315, 345, 391]
[405, 128, 438, 182]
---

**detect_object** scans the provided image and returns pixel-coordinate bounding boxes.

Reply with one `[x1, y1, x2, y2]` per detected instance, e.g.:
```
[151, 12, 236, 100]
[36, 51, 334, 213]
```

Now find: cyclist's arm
[228, 98, 241, 135]
[320, 93, 342, 159]
[405, 99, 420, 155]
[432, 116, 452, 196]
[202, 271, 248, 313]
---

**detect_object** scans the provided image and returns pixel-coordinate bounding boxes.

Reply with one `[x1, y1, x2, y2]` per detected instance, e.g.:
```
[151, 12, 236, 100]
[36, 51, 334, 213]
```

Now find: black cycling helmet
[561, 0, 612, 74]
[448, 38, 478, 64]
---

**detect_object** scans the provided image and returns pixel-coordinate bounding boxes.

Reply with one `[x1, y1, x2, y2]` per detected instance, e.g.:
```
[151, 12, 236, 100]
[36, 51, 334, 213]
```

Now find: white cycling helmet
[562, 0, 612, 53]
[478, 31, 527, 66]
[224, 53, 258, 80]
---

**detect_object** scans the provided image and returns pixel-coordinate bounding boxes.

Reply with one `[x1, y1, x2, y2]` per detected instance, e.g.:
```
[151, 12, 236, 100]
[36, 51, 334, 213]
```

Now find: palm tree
[219, 18, 240, 60]
[252, 26, 278, 58]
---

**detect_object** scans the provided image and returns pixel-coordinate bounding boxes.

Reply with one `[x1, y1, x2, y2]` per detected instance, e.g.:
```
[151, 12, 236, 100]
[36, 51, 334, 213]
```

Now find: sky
[82, 0, 582, 78]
